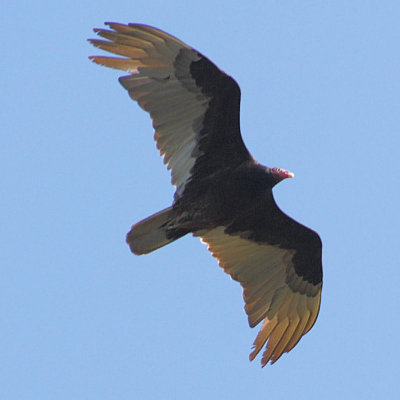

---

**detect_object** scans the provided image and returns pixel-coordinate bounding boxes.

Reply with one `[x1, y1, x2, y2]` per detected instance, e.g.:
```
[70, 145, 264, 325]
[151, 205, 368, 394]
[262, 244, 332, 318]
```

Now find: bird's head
[269, 167, 294, 185]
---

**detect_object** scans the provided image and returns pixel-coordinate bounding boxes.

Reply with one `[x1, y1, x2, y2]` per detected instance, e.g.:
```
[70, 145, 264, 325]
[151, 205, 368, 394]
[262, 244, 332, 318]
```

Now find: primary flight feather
[88, 22, 323, 366]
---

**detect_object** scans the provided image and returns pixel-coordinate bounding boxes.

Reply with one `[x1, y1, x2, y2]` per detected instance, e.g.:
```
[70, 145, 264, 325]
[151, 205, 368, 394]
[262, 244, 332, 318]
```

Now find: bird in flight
[88, 22, 322, 366]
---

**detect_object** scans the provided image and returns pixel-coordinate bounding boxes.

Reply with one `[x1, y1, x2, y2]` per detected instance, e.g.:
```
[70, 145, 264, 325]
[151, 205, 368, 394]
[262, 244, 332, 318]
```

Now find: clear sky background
[2, 1, 400, 399]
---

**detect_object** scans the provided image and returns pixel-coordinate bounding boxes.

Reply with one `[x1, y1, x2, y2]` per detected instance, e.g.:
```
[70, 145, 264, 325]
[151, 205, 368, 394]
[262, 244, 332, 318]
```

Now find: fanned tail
[126, 207, 188, 255]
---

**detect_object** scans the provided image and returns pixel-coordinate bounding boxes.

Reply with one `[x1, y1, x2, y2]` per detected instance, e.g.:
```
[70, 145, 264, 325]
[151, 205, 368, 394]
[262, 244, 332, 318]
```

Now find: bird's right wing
[196, 224, 322, 366]
[89, 23, 251, 196]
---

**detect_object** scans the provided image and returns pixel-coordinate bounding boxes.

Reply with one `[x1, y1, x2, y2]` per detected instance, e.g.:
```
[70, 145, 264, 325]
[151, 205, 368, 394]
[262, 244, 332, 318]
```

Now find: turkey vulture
[88, 22, 322, 366]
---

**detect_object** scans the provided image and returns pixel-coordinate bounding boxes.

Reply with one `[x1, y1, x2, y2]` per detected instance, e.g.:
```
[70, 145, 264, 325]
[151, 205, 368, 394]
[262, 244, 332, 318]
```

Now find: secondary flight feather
[88, 22, 323, 366]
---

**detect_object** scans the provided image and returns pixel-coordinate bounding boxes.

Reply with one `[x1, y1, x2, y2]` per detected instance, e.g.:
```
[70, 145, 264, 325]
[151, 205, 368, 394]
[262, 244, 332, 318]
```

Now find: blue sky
[2, 1, 400, 399]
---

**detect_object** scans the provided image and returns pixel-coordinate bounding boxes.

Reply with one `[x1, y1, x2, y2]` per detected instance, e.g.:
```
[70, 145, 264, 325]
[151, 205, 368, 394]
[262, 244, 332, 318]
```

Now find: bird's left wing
[89, 23, 251, 196]
[195, 220, 322, 366]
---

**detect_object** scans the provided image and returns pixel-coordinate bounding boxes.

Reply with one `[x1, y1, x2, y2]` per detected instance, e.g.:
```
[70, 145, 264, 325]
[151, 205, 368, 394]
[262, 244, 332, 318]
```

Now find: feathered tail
[126, 207, 188, 255]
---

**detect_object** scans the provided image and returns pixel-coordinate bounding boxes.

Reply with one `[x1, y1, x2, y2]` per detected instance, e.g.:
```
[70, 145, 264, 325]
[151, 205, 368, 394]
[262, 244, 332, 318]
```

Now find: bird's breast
[174, 164, 272, 227]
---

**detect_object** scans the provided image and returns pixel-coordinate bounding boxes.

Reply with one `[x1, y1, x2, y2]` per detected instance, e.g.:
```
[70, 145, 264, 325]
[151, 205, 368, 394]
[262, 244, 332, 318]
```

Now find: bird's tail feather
[126, 207, 188, 255]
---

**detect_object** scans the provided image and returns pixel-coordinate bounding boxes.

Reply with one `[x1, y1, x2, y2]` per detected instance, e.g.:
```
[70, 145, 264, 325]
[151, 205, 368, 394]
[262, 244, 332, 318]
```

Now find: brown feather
[198, 227, 321, 365]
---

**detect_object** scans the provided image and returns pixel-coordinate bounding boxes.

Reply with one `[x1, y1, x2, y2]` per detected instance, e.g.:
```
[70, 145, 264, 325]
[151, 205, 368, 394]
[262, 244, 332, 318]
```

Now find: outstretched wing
[89, 23, 251, 196]
[196, 198, 322, 366]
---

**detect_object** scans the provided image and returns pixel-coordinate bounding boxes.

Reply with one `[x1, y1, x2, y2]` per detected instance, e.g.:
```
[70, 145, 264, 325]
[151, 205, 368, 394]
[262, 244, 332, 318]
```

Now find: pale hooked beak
[285, 170, 295, 179]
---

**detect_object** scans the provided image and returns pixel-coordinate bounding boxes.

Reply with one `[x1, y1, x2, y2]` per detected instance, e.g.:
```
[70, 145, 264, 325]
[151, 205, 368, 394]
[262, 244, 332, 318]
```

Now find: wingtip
[249, 348, 257, 362]
[249, 347, 272, 367]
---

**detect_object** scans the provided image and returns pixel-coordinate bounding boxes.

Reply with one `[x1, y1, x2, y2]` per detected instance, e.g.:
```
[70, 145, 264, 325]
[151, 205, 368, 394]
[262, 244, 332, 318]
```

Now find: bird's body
[173, 162, 275, 227]
[89, 22, 323, 366]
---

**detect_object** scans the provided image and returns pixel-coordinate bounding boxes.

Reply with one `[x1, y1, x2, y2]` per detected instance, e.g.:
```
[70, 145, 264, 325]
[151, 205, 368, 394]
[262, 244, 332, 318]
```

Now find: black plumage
[89, 22, 322, 365]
